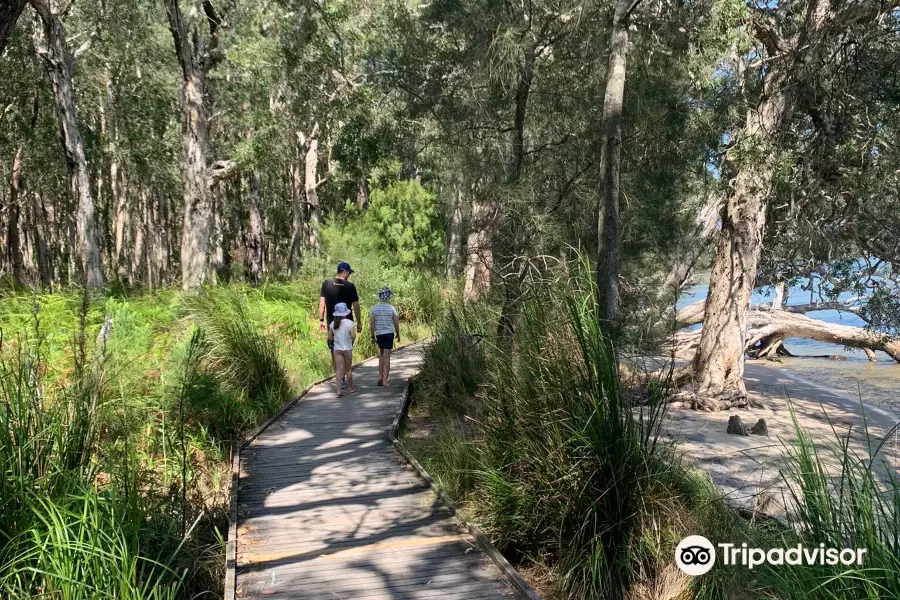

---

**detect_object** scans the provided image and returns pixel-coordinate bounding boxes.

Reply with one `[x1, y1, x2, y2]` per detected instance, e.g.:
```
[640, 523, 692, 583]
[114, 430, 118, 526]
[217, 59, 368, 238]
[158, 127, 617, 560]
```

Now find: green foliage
[352, 180, 445, 267]
[407, 276, 735, 598]
[1, 491, 183, 600]
[188, 289, 291, 406]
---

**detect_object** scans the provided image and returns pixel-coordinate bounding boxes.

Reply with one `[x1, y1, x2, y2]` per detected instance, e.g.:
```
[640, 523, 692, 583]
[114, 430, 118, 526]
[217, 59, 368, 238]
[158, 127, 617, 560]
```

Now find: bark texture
[463, 196, 496, 301]
[6, 148, 24, 285]
[304, 127, 321, 256]
[288, 141, 304, 271]
[31, 0, 104, 288]
[595, 0, 632, 331]
[164, 0, 222, 291]
[246, 171, 262, 283]
[446, 184, 465, 278]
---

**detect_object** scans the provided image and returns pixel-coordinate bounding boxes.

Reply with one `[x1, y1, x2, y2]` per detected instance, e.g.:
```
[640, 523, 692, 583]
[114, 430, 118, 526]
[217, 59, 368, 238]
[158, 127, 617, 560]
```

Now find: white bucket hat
[333, 302, 351, 317]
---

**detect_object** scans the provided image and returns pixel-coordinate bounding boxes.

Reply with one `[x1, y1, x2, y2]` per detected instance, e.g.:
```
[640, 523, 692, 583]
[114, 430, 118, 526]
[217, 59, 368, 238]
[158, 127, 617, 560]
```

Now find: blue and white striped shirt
[369, 302, 398, 335]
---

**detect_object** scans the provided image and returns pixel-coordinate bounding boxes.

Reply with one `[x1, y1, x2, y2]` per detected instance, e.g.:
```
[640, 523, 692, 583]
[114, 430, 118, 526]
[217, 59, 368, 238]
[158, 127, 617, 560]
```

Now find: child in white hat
[327, 302, 357, 397]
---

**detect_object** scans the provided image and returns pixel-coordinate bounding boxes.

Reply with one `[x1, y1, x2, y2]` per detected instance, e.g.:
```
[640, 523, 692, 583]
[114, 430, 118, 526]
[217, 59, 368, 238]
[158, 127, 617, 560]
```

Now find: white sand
[661, 362, 900, 518]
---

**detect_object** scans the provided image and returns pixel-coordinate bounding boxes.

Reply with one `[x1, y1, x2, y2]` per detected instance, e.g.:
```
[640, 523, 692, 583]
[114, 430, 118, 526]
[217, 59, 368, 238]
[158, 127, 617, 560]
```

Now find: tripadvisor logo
[675, 536, 868, 575]
[676, 536, 716, 575]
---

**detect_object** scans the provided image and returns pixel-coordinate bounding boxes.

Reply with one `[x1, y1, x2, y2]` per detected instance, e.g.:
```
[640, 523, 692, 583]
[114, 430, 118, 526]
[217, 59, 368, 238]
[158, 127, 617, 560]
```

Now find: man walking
[319, 262, 362, 376]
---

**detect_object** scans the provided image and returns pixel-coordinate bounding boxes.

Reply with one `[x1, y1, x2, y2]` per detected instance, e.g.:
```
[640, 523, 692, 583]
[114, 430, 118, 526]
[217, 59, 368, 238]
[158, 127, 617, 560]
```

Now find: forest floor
[662, 362, 900, 518]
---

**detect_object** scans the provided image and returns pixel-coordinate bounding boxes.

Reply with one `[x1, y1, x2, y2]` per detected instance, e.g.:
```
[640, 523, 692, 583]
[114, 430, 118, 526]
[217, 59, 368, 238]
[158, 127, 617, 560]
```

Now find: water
[679, 283, 900, 410]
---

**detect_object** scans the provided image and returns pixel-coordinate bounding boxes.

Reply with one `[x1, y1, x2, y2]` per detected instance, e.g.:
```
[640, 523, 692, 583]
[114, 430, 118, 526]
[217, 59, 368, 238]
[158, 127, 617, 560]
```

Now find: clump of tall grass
[187, 288, 291, 408]
[416, 306, 491, 415]
[761, 410, 900, 599]
[0, 490, 185, 600]
[472, 281, 674, 599]
[0, 309, 189, 599]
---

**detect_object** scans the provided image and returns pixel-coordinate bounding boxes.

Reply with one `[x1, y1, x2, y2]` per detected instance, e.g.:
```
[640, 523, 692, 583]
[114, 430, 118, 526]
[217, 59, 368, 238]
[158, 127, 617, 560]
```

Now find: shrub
[361, 180, 445, 267]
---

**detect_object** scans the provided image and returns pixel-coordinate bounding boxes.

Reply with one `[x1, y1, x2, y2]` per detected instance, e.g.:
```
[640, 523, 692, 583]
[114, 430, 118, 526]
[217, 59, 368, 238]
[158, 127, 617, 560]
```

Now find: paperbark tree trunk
[446, 183, 465, 278]
[111, 159, 128, 278]
[156, 185, 170, 282]
[131, 186, 147, 283]
[691, 65, 794, 407]
[288, 143, 304, 272]
[246, 170, 262, 284]
[31, 1, 104, 288]
[304, 127, 321, 256]
[33, 188, 51, 287]
[209, 188, 224, 283]
[164, 0, 222, 291]
[595, 0, 634, 332]
[6, 148, 24, 285]
[463, 193, 496, 301]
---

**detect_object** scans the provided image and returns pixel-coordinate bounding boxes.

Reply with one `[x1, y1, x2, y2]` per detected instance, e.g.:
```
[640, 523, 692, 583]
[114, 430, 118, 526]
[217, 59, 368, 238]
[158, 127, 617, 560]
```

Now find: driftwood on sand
[671, 300, 900, 363]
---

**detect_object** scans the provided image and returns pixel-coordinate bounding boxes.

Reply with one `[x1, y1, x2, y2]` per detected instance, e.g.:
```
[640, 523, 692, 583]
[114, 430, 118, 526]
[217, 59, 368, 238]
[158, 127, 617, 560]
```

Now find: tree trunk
[246, 170, 262, 284]
[595, 0, 632, 332]
[156, 185, 170, 283]
[164, 0, 218, 291]
[176, 69, 210, 290]
[288, 143, 304, 272]
[131, 187, 147, 284]
[446, 183, 465, 278]
[673, 305, 900, 365]
[32, 189, 50, 286]
[356, 172, 369, 210]
[464, 193, 496, 301]
[305, 128, 321, 256]
[209, 187, 224, 283]
[32, 4, 104, 288]
[145, 186, 157, 288]
[691, 68, 794, 407]
[111, 159, 128, 279]
[6, 147, 24, 285]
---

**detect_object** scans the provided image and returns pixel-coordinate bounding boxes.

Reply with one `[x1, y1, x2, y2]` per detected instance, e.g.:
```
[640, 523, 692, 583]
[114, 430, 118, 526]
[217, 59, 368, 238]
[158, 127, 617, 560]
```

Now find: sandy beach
[663, 360, 900, 518]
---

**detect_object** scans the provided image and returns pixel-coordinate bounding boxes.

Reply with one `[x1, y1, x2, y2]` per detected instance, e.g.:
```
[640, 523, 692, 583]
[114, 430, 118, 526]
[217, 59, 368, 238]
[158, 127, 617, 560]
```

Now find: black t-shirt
[320, 277, 359, 324]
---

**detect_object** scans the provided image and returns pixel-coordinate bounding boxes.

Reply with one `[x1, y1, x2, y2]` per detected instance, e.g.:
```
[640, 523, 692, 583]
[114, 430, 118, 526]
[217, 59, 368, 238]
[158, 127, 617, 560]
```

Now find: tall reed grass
[760, 410, 900, 599]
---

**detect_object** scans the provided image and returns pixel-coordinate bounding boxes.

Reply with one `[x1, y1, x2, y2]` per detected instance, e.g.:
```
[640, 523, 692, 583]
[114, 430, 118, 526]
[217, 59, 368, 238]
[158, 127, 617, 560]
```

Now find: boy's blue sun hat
[377, 286, 393, 301]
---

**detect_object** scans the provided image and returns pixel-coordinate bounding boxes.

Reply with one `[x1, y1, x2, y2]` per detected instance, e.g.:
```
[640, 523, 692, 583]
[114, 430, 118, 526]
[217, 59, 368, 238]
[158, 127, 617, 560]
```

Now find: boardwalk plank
[234, 346, 521, 600]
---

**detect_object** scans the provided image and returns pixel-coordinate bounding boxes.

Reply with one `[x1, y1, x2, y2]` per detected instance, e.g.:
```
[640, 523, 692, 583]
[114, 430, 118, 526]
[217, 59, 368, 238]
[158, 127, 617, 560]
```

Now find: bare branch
[744, 8, 782, 57]
[208, 159, 239, 187]
[70, 0, 103, 58]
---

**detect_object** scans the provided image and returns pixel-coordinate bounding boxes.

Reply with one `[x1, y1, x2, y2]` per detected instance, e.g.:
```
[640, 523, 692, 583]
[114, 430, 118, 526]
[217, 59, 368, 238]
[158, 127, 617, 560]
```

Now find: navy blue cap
[337, 261, 353, 274]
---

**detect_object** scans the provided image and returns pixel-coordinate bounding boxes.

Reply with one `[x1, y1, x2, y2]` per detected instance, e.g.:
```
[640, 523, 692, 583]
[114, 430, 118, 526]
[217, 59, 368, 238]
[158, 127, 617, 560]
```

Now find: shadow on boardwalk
[234, 346, 519, 599]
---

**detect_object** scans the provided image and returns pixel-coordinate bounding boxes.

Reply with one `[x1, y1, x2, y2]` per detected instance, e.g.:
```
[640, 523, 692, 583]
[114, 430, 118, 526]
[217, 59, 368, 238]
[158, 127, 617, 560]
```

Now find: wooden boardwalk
[233, 345, 520, 599]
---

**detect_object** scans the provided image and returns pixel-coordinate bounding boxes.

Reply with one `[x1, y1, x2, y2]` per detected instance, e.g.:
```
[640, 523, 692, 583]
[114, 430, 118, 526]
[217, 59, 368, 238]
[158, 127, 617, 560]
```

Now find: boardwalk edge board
[388, 379, 544, 600]
[224, 341, 421, 600]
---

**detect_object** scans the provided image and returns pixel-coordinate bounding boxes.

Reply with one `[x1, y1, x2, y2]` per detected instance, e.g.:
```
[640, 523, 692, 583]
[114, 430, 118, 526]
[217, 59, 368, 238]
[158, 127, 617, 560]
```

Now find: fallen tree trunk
[671, 304, 900, 362]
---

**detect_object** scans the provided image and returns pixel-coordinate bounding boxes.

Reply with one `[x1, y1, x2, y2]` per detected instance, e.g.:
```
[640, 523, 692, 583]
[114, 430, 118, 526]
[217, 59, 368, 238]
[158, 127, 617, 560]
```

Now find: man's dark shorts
[375, 333, 395, 350]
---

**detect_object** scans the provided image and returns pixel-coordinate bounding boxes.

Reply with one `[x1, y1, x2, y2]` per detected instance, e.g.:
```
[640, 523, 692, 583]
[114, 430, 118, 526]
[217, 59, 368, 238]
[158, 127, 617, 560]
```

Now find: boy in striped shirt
[369, 286, 400, 386]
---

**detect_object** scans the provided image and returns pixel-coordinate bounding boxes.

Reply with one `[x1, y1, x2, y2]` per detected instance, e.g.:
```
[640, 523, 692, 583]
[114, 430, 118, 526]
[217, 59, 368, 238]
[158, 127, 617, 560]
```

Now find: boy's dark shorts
[375, 333, 395, 350]
[327, 340, 335, 352]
